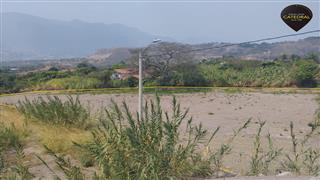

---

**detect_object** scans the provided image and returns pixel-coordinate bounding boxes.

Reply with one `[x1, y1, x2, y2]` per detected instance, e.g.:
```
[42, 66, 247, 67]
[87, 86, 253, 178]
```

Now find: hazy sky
[2, 0, 320, 43]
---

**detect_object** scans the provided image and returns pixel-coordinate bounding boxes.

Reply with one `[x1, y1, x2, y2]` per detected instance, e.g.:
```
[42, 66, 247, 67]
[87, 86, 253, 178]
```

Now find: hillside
[87, 37, 320, 65]
[193, 37, 320, 60]
[87, 48, 131, 65]
[2, 13, 319, 63]
[2, 12, 167, 61]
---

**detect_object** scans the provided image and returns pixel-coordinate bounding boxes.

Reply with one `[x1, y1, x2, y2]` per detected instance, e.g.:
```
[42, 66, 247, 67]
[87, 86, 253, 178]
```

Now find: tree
[157, 71, 179, 86]
[77, 62, 92, 69]
[129, 42, 195, 80]
[280, 54, 289, 61]
[291, 60, 319, 87]
[305, 53, 320, 63]
[76, 62, 97, 75]
[127, 76, 138, 87]
[89, 70, 112, 88]
[176, 63, 208, 86]
[48, 67, 59, 71]
[290, 54, 301, 61]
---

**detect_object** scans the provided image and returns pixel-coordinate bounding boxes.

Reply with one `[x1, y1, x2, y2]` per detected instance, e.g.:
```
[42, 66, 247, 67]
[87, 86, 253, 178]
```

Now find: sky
[2, 0, 320, 43]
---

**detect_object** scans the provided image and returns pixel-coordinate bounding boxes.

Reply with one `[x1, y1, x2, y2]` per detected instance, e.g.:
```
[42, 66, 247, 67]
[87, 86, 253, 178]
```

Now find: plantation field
[1, 90, 319, 179]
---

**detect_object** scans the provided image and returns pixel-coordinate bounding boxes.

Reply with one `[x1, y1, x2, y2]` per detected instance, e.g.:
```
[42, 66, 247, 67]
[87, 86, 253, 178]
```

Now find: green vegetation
[0, 124, 33, 179]
[0, 69, 21, 94]
[0, 124, 20, 175]
[1, 56, 319, 94]
[280, 98, 320, 176]
[17, 95, 90, 128]
[75, 97, 249, 179]
[1, 94, 320, 178]
[40, 77, 102, 90]
[291, 60, 319, 87]
[38, 95, 320, 179]
[0, 124, 21, 153]
[200, 59, 319, 87]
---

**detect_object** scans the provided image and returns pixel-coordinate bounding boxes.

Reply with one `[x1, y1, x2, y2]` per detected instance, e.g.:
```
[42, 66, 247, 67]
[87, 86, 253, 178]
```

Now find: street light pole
[138, 51, 143, 122]
[138, 39, 161, 122]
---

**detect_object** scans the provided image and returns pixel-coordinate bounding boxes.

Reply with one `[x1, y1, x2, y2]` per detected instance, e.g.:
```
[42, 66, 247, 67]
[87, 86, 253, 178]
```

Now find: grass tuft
[17, 95, 91, 128]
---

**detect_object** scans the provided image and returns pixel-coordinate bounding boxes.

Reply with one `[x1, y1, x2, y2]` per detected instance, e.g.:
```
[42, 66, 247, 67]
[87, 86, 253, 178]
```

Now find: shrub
[0, 73, 21, 94]
[0, 124, 21, 151]
[176, 63, 208, 86]
[17, 95, 90, 128]
[0, 124, 22, 173]
[199, 61, 292, 87]
[127, 76, 138, 87]
[0, 124, 32, 179]
[88, 70, 113, 88]
[157, 71, 180, 86]
[291, 60, 319, 87]
[76, 63, 97, 75]
[76, 96, 250, 179]
[180, 71, 207, 86]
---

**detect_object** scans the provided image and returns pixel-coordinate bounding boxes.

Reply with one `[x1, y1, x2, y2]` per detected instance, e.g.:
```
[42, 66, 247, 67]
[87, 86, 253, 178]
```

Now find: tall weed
[0, 124, 33, 179]
[76, 96, 250, 179]
[248, 121, 282, 175]
[17, 95, 90, 128]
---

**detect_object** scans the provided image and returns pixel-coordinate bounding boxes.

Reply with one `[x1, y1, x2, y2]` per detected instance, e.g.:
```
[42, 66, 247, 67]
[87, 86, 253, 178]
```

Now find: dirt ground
[1, 91, 319, 178]
[1, 92, 317, 135]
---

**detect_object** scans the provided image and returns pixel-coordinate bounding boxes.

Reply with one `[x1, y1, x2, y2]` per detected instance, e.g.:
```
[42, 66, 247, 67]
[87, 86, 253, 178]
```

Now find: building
[111, 68, 139, 80]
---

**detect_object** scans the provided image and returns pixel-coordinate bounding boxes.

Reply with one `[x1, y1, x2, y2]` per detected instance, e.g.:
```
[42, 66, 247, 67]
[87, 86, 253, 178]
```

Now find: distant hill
[2, 12, 168, 61]
[87, 37, 320, 65]
[192, 37, 320, 60]
[87, 48, 131, 65]
[3, 13, 319, 63]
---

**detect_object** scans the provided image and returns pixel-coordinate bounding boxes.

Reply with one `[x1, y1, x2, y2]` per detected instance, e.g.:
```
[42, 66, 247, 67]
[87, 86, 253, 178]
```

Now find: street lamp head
[152, 39, 161, 43]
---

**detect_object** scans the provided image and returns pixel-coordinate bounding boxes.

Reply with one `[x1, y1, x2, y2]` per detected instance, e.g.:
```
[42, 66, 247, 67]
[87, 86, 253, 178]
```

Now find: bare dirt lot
[1, 91, 319, 178]
[1, 92, 317, 138]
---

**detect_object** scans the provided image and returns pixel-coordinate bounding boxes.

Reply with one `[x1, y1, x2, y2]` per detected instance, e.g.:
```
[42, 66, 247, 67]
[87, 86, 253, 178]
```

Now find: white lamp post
[138, 39, 161, 121]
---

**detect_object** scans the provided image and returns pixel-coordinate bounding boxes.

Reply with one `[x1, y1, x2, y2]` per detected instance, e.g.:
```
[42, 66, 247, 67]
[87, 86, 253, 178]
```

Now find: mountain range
[2, 12, 168, 61]
[2, 12, 320, 63]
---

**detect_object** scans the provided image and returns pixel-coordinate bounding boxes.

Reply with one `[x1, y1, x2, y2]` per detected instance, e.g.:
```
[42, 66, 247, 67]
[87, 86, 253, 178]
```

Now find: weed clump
[74, 96, 249, 179]
[0, 124, 33, 179]
[281, 121, 320, 176]
[248, 121, 282, 175]
[17, 95, 90, 128]
[0, 124, 21, 151]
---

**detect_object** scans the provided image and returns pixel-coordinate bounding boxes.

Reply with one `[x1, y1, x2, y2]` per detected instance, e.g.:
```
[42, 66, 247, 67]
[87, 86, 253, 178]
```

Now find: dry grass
[31, 123, 91, 153]
[0, 104, 91, 153]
